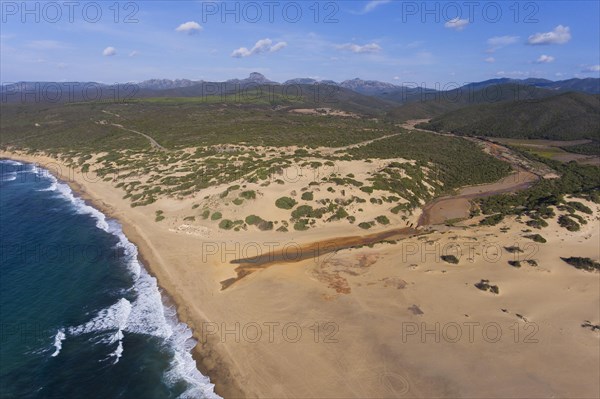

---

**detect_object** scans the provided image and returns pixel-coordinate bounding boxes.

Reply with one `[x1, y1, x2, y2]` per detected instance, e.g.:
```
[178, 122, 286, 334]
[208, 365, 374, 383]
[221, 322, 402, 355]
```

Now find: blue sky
[1, 0, 599, 85]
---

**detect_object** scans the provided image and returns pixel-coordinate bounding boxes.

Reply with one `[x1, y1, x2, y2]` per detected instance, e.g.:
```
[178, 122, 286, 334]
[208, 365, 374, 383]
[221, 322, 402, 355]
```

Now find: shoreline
[3, 150, 599, 398]
[0, 153, 244, 399]
[0, 150, 538, 398]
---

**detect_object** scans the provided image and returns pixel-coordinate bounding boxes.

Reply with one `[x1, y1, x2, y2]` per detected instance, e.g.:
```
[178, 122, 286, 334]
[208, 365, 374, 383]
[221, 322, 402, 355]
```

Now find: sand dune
[3, 150, 598, 398]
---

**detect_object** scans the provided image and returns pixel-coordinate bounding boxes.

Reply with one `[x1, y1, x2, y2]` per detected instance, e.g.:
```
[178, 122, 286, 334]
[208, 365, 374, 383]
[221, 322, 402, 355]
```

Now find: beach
[2, 149, 599, 398]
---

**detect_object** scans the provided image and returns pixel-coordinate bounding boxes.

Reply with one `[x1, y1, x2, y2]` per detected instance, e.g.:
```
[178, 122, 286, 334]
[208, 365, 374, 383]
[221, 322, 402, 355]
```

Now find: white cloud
[270, 41, 288, 53]
[231, 38, 287, 58]
[406, 41, 423, 49]
[534, 54, 555, 64]
[129, 50, 139, 57]
[486, 35, 519, 52]
[485, 57, 496, 63]
[337, 42, 382, 54]
[581, 64, 600, 73]
[444, 18, 468, 31]
[495, 70, 539, 78]
[175, 21, 203, 34]
[27, 40, 67, 50]
[102, 46, 116, 56]
[363, 0, 391, 13]
[527, 25, 571, 45]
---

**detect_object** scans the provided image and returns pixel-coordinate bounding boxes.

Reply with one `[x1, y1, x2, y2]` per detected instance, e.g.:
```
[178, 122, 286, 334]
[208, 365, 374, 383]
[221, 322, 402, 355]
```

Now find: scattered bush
[275, 196, 297, 210]
[480, 214, 504, 226]
[504, 246, 524, 254]
[245, 215, 261, 225]
[560, 257, 600, 272]
[257, 220, 274, 231]
[291, 205, 314, 219]
[301, 192, 314, 201]
[375, 215, 390, 225]
[526, 217, 548, 229]
[240, 190, 256, 200]
[567, 201, 592, 214]
[524, 234, 546, 243]
[219, 219, 234, 230]
[525, 259, 538, 267]
[441, 255, 459, 264]
[558, 215, 580, 231]
[294, 220, 310, 231]
[211, 212, 222, 221]
[358, 222, 374, 230]
[474, 279, 499, 294]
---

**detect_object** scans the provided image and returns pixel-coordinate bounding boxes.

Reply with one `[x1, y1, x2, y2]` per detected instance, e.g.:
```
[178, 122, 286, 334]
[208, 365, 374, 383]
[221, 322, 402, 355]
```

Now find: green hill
[385, 83, 557, 122]
[418, 92, 600, 140]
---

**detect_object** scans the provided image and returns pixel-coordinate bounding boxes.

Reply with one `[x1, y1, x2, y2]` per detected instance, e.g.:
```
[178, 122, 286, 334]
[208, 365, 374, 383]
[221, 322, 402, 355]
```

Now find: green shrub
[257, 220, 274, 231]
[375, 215, 390, 225]
[567, 201, 592, 214]
[474, 279, 499, 294]
[558, 215, 580, 231]
[219, 219, 234, 230]
[441, 255, 459, 264]
[211, 212, 222, 221]
[301, 192, 314, 201]
[480, 214, 504, 226]
[560, 257, 600, 272]
[524, 234, 546, 243]
[275, 196, 297, 210]
[504, 246, 523, 253]
[245, 215, 261, 225]
[526, 217, 548, 229]
[240, 190, 256, 200]
[358, 222, 374, 230]
[294, 220, 310, 231]
[508, 260, 521, 268]
[291, 205, 314, 219]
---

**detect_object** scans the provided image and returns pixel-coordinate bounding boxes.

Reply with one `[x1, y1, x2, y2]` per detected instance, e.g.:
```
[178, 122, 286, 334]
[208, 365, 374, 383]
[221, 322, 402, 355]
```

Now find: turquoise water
[0, 159, 219, 398]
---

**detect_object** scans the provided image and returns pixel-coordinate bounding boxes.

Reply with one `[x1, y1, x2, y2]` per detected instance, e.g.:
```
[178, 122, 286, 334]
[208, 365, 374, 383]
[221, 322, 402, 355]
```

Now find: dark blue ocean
[0, 159, 219, 398]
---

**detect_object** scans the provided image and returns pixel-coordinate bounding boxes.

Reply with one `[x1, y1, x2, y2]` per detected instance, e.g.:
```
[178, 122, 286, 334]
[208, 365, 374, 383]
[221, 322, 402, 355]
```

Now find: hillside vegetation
[418, 92, 600, 140]
[385, 83, 557, 122]
[0, 101, 395, 151]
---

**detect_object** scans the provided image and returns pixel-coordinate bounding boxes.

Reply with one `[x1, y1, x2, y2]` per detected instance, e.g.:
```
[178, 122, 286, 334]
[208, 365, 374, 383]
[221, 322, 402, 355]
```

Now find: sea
[0, 159, 220, 398]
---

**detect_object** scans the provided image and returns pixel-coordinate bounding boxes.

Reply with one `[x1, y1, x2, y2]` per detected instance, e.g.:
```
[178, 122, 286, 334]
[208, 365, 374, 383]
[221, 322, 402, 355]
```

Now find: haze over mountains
[3, 72, 600, 96]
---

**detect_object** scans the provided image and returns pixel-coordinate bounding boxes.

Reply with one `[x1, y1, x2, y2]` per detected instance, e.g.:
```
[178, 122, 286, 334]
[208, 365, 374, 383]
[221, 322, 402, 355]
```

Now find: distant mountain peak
[248, 72, 268, 82]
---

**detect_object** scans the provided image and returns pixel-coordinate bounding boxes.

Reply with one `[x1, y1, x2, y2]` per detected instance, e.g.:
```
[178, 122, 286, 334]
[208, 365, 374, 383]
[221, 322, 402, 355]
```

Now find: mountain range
[3, 73, 599, 97]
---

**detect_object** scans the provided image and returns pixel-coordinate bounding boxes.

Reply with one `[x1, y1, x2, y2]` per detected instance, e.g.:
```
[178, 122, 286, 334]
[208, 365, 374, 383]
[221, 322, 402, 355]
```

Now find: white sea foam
[38, 174, 110, 232]
[1, 173, 17, 182]
[68, 298, 133, 336]
[33, 162, 220, 398]
[50, 329, 66, 357]
[68, 298, 132, 364]
[0, 159, 23, 181]
[0, 159, 23, 166]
